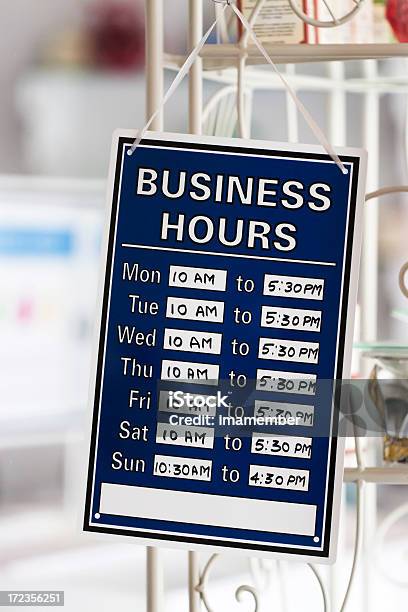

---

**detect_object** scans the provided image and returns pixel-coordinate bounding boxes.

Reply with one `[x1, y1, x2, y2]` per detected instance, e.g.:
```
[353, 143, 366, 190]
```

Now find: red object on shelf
[86, 1, 145, 70]
[386, 0, 408, 42]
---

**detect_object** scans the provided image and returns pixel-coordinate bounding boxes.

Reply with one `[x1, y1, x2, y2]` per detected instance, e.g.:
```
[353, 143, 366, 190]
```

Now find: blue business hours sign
[84, 131, 366, 562]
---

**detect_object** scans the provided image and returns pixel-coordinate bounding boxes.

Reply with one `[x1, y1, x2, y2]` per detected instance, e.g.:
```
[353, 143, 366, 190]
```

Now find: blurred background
[0, 1, 408, 610]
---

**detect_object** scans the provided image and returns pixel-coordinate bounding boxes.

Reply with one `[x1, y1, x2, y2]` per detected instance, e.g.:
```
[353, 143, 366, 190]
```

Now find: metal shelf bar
[146, 0, 164, 129]
[147, 546, 164, 612]
[189, 0, 203, 135]
[344, 467, 408, 484]
[194, 43, 408, 67]
[165, 56, 408, 93]
[145, 2, 164, 611]
[187, 4, 203, 610]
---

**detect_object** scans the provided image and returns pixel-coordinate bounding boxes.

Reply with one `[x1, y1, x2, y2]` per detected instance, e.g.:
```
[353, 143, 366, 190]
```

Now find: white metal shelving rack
[143, 2, 408, 610]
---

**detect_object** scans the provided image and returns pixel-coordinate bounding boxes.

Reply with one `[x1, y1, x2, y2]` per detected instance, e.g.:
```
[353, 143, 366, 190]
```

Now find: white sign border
[81, 130, 367, 564]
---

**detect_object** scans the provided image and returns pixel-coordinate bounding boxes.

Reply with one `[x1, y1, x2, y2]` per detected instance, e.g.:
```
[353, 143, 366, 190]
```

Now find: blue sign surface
[84, 132, 366, 561]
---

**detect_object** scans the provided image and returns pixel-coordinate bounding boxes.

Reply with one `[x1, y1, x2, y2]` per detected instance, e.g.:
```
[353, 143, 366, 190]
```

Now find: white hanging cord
[230, 1, 347, 174]
[130, 0, 346, 174]
[128, 4, 228, 155]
